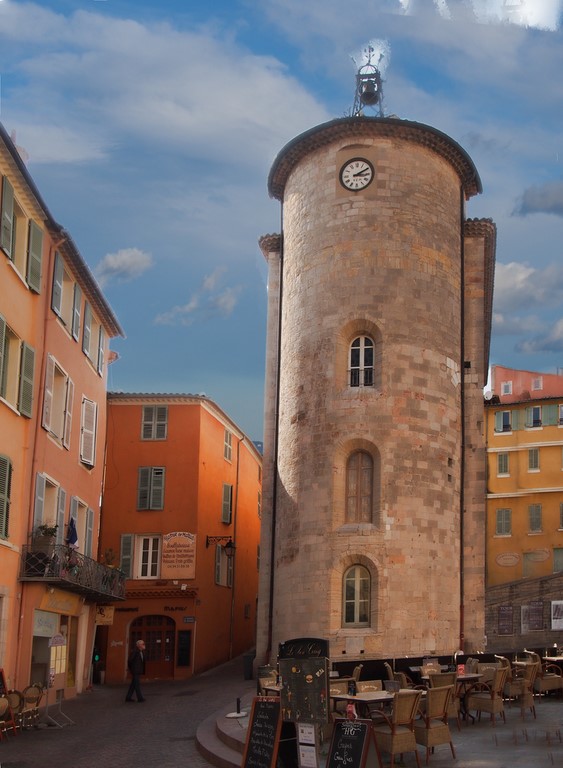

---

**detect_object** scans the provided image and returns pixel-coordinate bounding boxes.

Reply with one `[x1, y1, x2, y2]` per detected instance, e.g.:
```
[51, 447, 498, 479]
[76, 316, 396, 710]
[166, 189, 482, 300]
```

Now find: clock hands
[354, 168, 370, 177]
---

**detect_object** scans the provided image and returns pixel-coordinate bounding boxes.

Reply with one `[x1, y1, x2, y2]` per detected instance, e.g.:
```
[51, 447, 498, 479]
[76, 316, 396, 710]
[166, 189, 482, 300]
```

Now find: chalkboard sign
[279, 637, 329, 659]
[327, 719, 376, 768]
[279, 656, 329, 724]
[242, 696, 282, 768]
[0, 668, 6, 696]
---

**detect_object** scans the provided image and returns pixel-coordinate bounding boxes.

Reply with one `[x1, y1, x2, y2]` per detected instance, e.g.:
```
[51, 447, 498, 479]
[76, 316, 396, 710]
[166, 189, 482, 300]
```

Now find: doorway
[130, 615, 175, 678]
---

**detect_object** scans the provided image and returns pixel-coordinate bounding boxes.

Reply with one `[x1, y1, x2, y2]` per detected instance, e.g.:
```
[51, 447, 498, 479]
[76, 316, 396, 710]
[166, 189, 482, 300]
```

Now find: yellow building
[486, 365, 563, 587]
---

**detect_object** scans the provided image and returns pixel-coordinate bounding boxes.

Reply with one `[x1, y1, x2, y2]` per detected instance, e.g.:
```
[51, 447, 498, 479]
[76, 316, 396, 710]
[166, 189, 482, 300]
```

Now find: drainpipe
[228, 435, 243, 660]
[459, 185, 465, 652]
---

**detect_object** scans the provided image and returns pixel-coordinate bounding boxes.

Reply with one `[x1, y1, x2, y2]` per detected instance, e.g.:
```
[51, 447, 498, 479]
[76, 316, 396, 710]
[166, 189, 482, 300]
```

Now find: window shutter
[215, 545, 222, 584]
[63, 377, 74, 449]
[0, 455, 12, 539]
[222, 484, 232, 523]
[0, 314, 6, 392]
[137, 468, 150, 510]
[71, 284, 82, 340]
[33, 473, 46, 530]
[120, 534, 133, 577]
[97, 326, 105, 375]
[82, 302, 92, 356]
[26, 220, 43, 293]
[155, 406, 167, 439]
[51, 252, 64, 315]
[85, 507, 94, 557]
[70, 496, 78, 522]
[150, 467, 165, 510]
[513, 409, 525, 431]
[525, 407, 533, 427]
[142, 406, 154, 439]
[80, 398, 97, 465]
[543, 404, 558, 426]
[42, 354, 55, 431]
[56, 487, 66, 545]
[1, 177, 14, 258]
[18, 342, 35, 418]
[494, 411, 503, 432]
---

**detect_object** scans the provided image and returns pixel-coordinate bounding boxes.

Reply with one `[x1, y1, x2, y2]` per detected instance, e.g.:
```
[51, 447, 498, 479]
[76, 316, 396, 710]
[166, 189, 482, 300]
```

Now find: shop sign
[40, 588, 82, 616]
[48, 633, 66, 647]
[161, 532, 196, 579]
[95, 606, 115, 625]
[33, 609, 59, 637]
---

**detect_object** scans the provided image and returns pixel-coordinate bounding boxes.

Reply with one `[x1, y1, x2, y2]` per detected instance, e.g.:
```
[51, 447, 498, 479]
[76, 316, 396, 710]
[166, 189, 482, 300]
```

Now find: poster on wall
[160, 532, 196, 579]
[498, 605, 514, 635]
[521, 600, 543, 633]
[551, 601, 563, 631]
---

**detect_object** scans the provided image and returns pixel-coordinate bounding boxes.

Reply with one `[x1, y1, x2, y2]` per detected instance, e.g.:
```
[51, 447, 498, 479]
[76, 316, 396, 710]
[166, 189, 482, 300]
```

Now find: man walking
[125, 639, 146, 702]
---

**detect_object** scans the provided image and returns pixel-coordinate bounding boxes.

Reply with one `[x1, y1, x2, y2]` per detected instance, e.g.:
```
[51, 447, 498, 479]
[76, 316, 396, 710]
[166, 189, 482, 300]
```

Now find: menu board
[326, 719, 376, 768]
[498, 605, 514, 635]
[279, 637, 329, 659]
[242, 696, 281, 768]
[279, 656, 329, 724]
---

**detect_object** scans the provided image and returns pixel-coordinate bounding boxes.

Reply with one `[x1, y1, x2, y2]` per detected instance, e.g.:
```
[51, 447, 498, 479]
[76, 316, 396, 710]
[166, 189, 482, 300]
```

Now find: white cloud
[154, 269, 240, 326]
[94, 248, 153, 288]
[492, 312, 545, 336]
[516, 318, 563, 353]
[493, 261, 563, 314]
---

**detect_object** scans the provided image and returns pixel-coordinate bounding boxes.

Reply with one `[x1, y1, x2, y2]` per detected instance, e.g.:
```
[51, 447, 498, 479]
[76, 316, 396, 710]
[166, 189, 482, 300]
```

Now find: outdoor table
[262, 682, 282, 695]
[456, 673, 483, 722]
[330, 690, 395, 718]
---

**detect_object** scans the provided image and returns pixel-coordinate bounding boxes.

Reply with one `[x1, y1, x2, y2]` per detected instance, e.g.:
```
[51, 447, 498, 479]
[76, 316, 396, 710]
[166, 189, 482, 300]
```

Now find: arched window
[343, 565, 370, 627]
[349, 336, 374, 387]
[346, 451, 373, 523]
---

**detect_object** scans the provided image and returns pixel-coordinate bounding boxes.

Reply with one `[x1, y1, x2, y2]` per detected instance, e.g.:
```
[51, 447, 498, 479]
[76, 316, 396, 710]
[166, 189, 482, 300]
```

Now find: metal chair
[414, 685, 456, 764]
[372, 689, 422, 768]
[21, 684, 43, 729]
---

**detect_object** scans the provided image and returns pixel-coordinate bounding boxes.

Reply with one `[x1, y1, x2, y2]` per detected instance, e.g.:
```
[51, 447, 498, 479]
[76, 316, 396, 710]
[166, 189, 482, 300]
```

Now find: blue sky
[1, 1, 563, 441]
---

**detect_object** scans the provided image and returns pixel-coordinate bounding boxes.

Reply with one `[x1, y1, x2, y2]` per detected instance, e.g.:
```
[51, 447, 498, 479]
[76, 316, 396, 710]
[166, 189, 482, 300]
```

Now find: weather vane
[352, 44, 385, 117]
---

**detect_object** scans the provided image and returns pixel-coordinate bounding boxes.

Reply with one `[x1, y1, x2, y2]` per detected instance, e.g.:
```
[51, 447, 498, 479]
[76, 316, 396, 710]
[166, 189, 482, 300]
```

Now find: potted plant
[104, 548, 116, 567]
[36, 523, 58, 538]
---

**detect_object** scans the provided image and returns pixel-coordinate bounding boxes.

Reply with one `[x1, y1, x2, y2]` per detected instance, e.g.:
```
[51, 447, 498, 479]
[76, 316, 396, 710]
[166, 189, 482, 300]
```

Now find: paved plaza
[1, 656, 563, 767]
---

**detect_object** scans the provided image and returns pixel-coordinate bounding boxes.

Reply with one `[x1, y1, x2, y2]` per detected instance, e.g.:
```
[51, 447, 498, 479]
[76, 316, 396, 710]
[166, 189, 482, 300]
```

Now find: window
[494, 410, 512, 432]
[526, 405, 542, 428]
[343, 565, 370, 627]
[560, 503, 563, 530]
[137, 467, 165, 510]
[32, 473, 66, 545]
[80, 398, 97, 466]
[42, 355, 74, 447]
[554, 548, 563, 573]
[224, 429, 232, 461]
[501, 381, 512, 395]
[0, 314, 35, 417]
[349, 336, 374, 387]
[222, 483, 233, 523]
[495, 508, 512, 536]
[528, 448, 539, 472]
[1, 177, 42, 292]
[51, 252, 76, 328]
[80, 302, 105, 374]
[346, 451, 373, 523]
[119, 534, 161, 579]
[559, 404, 563, 426]
[141, 405, 168, 440]
[258, 490, 262, 519]
[214, 544, 233, 587]
[497, 453, 509, 476]
[528, 504, 542, 533]
[532, 377, 543, 391]
[0, 455, 13, 539]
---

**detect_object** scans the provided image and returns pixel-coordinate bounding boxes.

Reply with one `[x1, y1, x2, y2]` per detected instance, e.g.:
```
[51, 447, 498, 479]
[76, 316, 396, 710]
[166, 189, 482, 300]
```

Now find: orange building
[0, 123, 124, 700]
[98, 394, 262, 683]
[486, 365, 563, 586]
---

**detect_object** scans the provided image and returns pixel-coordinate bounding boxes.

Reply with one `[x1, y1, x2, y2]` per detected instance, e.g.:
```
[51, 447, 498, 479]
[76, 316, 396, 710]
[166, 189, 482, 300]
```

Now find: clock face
[339, 158, 374, 191]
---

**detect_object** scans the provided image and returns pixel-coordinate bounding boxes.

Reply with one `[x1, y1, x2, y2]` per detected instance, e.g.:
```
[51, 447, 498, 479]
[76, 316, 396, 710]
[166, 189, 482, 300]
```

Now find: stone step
[196, 693, 254, 767]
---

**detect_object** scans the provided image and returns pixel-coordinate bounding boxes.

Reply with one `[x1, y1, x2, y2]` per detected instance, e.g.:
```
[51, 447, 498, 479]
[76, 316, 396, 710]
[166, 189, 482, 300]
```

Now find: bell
[360, 79, 379, 105]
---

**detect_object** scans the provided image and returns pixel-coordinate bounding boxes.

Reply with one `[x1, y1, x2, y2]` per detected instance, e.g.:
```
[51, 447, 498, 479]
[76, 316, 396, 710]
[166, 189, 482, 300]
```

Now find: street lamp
[206, 535, 236, 558]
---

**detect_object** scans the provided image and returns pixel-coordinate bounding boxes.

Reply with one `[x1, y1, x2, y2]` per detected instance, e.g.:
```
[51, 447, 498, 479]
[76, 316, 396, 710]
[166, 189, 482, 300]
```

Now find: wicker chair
[516, 661, 539, 719]
[5, 691, 23, 732]
[352, 664, 363, 682]
[372, 689, 422, 768]
[466, 667, 508, 726]
[0, 696, 18, 740]
[428, 672, 461, 731]
[414, 685, 456, 765]
[329, 680, 348, 716]
[21, 684, 43, 729]
[357, 680, 382, 692]
[524, 651, 563, 697]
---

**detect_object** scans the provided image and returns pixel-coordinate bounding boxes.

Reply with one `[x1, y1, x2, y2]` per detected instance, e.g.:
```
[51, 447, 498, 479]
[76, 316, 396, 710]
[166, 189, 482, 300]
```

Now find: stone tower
[256, 116, 496, 665]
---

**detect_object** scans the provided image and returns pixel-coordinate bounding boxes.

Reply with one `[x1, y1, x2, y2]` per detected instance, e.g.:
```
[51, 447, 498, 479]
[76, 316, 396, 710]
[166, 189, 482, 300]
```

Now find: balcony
[20, 544, 126, 602]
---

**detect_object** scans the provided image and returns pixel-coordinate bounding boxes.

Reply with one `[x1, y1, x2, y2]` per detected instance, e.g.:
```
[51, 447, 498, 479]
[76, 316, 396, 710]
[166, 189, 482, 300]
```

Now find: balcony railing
[20, 544, 126, 602]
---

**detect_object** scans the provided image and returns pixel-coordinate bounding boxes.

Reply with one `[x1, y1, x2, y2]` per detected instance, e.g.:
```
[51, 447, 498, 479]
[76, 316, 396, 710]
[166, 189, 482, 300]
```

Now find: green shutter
[97, 326, 105, 375]
[137, 468, 150, 510]
[0, 315, 6, 398]
[80, 398, 97, 465]
[26, 220, 43, 293]
[85, 508, 94, 557]
[120, 534, 133, 577]
[63, 377, 74, 449]
[513, 409, 525, 431]
[82, 302, 92, 356]
[33, 473, 46, 530]
[0, 455, 12, 539]
[18, 342, 35, 418]
[543, 404, 558, 426]
[72, 284, 82, 340]
[1, 177, 14, 257]
[51, 252, 64, 315]
[150, 467, 165, 510]
[56, 488, 66, 546]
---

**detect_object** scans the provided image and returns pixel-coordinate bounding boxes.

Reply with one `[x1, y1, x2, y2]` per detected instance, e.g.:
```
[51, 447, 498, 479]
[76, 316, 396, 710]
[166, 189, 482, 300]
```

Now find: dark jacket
[128, 648, 146, 676]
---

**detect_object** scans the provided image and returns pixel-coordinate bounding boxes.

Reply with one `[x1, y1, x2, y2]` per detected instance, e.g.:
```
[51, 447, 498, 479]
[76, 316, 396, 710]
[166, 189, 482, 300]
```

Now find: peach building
[98, 394, 262, 683]
[0, 123, 124, 700]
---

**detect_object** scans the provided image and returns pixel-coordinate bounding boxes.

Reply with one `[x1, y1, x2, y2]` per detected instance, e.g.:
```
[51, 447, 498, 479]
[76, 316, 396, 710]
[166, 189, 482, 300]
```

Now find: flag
[66, 517, 79, 549]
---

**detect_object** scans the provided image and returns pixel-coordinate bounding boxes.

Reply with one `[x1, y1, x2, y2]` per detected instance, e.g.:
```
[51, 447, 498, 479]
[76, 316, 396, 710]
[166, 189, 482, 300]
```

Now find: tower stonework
[257, 117, 496, 664]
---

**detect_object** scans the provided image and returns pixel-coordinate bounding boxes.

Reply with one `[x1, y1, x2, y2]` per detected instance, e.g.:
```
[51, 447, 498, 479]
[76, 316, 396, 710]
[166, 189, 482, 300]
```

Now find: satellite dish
[484, 390, 493, 401]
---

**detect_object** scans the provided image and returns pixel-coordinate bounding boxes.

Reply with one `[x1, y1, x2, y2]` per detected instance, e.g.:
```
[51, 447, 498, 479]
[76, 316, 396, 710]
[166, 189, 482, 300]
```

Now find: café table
[456, 673, 483, 722]
[330, 690, 395, 719]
